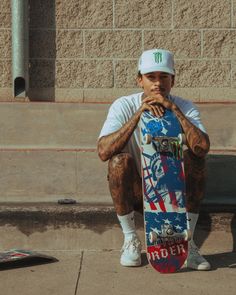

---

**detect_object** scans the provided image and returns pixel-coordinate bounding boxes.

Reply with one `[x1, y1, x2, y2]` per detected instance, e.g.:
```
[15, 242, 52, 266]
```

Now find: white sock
[187, 212, 199, 246]
[117, 211, 137, 241]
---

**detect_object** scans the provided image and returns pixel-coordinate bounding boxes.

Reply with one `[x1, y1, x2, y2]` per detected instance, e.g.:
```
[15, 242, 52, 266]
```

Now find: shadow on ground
[205, 252, 236, 270]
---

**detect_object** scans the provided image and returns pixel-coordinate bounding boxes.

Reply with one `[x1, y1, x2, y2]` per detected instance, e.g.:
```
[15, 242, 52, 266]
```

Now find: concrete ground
[0, 230, 235, 295]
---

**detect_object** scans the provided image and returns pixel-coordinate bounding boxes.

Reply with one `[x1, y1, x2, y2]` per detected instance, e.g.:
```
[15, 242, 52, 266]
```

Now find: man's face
[137, 71, 175, 98]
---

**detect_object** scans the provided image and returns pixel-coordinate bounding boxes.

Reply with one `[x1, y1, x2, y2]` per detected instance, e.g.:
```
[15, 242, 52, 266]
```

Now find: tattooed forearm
[172, 104, 210, 158]
[97, 110, 142, 161]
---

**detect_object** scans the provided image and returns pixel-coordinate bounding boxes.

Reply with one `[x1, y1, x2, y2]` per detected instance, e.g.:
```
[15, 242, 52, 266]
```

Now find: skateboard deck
[140, 109, 190, 273]
[0, 249, 58, 270]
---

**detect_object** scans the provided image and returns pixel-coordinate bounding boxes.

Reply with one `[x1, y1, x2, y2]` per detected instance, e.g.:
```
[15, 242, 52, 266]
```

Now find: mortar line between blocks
[231, 60, 233, 88]
[74, 250, 84, 295]
[141, 30, 144, 51]
[113, 59, 116, 88]
[231, 0, 234, 28]
[27, 57, 236, 62]
[82, 30, 86, 58]
[113, 0, 115, 29]
[171, 0, 174, 29]
[27, 28, 236, 32]
[201, 30, 204, 58]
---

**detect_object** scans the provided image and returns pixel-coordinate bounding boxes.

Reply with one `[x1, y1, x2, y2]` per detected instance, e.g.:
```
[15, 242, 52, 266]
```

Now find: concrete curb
[0, 202, 235, 232]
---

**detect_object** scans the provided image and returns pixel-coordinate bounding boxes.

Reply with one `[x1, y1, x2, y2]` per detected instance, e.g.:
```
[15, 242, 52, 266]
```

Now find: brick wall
[0, 0, 236, 102]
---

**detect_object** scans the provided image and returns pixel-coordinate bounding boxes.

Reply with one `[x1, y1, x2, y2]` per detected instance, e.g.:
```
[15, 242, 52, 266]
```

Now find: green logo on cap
[153, 52, 162, 63]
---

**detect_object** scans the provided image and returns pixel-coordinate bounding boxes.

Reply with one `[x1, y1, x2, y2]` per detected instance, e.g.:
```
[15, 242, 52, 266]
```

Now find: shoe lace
[189, 242, 200, 256]
[122, 238, 141, 252]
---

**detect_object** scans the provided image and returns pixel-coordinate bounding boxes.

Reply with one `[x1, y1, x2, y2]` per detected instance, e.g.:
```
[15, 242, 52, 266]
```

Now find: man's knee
[108, 153, 135, 172]
[184, 149, 206, 175]
[184, 149, 206, 211]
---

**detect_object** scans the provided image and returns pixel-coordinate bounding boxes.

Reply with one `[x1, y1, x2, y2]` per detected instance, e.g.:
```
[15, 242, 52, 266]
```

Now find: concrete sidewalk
[0, 230, 235, 295]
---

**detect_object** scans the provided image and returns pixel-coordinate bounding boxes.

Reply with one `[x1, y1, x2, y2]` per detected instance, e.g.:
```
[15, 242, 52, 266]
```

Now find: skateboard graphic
[140, 110, 191, 273]
[0, 249, 58, 270]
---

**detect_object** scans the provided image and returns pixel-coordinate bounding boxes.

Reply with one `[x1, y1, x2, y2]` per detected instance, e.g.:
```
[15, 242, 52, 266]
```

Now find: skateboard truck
[143, 133, 186, 147]
[149, 224, 191, 244]
[142, 133, 186, 158]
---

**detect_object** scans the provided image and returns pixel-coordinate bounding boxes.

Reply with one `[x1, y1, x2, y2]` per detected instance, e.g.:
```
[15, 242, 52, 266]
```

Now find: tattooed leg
[108, 153, 143, 216]
[184, 149, 206, 213]
[133, 167, 143, 215]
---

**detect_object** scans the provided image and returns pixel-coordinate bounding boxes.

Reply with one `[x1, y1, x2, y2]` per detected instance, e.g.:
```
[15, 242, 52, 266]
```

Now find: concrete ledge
[0, 102, 106, 148]
[0, 102, 236, 149]
[0, 150, 109, 202]
[0, 150, 235, 205]
[1, 88, 236, 103]
[0, 202, 235, 231]
[206, 154, 236, 203]
[0, 202, 235, 251]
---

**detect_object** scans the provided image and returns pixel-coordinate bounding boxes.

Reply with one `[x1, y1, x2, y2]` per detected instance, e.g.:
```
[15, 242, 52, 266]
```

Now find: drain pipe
[11, 0, 29, 98]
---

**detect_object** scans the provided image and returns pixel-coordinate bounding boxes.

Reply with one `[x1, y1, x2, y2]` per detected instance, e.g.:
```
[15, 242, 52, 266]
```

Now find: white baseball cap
[138, 49, 175, 75]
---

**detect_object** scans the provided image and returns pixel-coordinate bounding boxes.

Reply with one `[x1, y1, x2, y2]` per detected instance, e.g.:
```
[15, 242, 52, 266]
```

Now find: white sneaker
[120, 235, 142, 267]
[186, 242, 211, 271]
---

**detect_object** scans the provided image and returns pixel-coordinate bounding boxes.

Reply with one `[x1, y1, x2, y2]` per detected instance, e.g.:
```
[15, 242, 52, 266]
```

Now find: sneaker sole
[120, 259, 141, 267]
[185, 261, 211, 271]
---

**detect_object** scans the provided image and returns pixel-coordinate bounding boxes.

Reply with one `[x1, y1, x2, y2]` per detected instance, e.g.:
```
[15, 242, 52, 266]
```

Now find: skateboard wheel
[149, 231, 158, 243]
[143, 134, 152, 144]
[178, 133, 186, 145]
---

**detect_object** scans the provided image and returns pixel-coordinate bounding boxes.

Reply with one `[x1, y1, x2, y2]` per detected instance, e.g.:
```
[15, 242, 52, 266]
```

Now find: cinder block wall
[1, 0, 236, 102]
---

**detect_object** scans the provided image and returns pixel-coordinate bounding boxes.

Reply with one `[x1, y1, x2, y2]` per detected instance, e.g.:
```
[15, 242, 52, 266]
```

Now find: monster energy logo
[153, 52, 162, 63]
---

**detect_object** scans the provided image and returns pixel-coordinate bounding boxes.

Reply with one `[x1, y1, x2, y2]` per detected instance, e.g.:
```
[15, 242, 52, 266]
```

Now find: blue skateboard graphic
[140, 110, 191, 273]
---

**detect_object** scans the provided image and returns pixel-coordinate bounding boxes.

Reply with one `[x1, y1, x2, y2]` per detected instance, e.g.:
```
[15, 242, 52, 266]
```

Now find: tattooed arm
[97, 100, 158, 161]
[97, 110, 142, 162]
[171, 104, 210, 158]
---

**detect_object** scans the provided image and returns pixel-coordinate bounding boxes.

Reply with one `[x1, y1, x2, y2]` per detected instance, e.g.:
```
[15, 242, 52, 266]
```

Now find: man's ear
[137, 75, 143, 88]
[171, 75, 175, 87]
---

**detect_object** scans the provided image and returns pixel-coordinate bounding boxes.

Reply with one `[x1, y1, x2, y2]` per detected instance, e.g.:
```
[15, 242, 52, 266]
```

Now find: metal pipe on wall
[11, 0, 29, 98]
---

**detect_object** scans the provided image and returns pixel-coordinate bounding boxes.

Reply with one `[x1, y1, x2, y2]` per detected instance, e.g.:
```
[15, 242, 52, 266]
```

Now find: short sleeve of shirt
[171, 96, 207, 134]
[185, 105, 206, 133]
[98, 99, 128, 139]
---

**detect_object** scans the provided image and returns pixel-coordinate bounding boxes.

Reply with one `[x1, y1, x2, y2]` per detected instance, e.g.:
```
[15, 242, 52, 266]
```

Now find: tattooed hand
[140, 94, 173, 117]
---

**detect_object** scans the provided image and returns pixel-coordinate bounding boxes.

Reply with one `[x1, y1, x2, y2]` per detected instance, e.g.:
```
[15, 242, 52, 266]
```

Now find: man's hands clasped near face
[137, 71, 175, 117]
[140, 95, 174, 117]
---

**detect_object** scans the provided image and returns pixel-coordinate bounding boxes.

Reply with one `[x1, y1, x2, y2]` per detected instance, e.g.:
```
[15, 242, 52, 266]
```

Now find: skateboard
[140, 109, 191, 274]
[0, 249, 58, 270]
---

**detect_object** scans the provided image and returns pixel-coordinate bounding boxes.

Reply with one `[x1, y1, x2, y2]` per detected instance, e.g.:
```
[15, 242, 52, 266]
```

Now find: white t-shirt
[99, 92, 207, 175]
